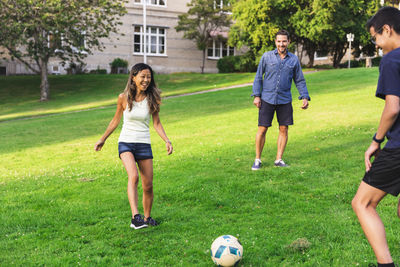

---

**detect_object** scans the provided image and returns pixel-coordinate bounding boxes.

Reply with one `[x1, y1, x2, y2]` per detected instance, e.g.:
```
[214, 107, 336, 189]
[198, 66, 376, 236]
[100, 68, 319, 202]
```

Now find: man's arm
[365, 94, 400, 171]
[293, 59, 310, 101]
[252, 55, 265, 102]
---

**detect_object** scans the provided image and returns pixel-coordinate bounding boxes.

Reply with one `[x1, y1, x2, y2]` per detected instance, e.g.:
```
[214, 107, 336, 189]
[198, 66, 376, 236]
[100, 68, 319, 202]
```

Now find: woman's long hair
[123, 63, 161, 114]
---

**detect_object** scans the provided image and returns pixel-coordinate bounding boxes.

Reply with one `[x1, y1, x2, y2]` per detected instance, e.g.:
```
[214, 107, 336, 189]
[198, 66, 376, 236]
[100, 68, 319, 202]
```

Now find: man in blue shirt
[251, 29, 310, 170]
[352, 7, 400, 267]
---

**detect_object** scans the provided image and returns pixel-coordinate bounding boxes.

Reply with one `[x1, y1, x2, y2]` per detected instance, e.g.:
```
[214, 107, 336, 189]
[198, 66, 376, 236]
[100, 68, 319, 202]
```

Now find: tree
[175, 0, 231, 74]
[230, 0, 379, 68]
[0, 0, 127, 101]
[229, 0, 300, 59]
[308, 0, 379, 67]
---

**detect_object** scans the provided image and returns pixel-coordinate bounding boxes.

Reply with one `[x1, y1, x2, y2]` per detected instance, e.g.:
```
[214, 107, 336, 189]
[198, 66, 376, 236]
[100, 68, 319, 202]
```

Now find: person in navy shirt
[352, 7, 400, 267]
[251, 29, 310, 170]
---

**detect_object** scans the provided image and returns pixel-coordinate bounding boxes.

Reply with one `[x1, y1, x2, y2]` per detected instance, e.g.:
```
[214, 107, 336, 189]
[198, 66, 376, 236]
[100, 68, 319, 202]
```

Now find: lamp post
[346, 33, 354, 69]
[143, 0, 147, 64]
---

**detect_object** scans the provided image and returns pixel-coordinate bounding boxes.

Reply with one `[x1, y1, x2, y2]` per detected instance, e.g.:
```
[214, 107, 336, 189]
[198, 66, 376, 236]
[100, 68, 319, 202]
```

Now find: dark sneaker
[274, 159, 289, 167]
[144, 216, 159, 226]
[252, 160, 262, 171]
[130, 214, 148, 229]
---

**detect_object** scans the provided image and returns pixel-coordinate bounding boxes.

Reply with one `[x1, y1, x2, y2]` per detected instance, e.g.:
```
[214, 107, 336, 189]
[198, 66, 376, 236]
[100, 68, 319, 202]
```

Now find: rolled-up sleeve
[293, 60, 310, 101]
[252, 55, 265, 97]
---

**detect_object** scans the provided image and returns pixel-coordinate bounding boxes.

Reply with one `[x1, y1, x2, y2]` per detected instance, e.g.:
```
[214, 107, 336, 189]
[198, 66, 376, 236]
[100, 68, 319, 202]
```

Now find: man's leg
[352, 181, 393, 264]
[276, 125, 288, 161]
[255, 126, 268, 159]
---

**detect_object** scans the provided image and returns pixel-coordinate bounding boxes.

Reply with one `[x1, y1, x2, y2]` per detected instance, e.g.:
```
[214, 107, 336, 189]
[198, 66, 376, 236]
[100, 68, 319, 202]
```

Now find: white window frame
[47, 31, 87, 54]
[213, 0, 230, 9]
[207, 39, 235, 60]
[133, 26, 167, 56]
[70, 31, 88, 54]
[133, 0, 167, 7]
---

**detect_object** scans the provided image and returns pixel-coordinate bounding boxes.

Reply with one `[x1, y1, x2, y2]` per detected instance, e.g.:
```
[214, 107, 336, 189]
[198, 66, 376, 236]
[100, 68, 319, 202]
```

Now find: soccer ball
[210, 235, 243, 266]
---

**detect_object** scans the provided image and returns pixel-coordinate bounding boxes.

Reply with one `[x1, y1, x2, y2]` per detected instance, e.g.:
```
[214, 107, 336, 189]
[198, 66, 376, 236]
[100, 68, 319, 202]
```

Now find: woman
[95, 63, 173, 229]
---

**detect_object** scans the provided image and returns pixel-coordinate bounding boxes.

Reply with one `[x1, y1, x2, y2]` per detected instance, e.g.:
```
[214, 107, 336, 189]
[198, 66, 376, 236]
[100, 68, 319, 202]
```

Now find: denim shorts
[118, 142, 153, 161]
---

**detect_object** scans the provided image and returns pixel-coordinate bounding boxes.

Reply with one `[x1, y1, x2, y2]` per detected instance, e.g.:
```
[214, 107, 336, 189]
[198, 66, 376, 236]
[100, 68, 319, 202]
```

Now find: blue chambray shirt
[252, 49, 310, 105]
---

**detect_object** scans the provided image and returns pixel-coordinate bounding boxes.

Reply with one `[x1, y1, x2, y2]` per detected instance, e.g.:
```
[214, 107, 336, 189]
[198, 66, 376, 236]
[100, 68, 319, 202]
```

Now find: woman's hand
[94, 140, 105, 151]
[166, 141, 173, 155]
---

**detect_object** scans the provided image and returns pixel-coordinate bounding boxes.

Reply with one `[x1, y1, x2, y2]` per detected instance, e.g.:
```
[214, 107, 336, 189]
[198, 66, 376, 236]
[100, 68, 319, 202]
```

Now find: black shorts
[258, 100, 293, 127]
[362, 147, 400, 196]
[118, 142, 153, 161]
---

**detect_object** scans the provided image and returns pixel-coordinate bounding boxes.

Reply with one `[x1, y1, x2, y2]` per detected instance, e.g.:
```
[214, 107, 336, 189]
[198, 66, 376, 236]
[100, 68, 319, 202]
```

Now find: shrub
[110, 58, 128, 74]
[66, 62, 87, 74]
[217, 53, 257, 73]
[217, 56, 239, 73]
[89, 67, 107, 74]
[313, 64, 334, 70]
[338, 59, 363, 68]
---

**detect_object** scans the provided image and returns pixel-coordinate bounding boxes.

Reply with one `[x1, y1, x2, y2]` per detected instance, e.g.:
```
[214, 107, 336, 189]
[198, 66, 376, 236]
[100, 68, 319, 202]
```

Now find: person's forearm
[376, 98, 400, 139]
[100, 120, 119, 142]
[154, 122, 169, 142]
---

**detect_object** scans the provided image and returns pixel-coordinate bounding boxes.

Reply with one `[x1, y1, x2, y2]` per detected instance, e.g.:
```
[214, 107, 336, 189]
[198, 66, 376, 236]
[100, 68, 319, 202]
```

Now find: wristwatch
[372, 133, 385, 144]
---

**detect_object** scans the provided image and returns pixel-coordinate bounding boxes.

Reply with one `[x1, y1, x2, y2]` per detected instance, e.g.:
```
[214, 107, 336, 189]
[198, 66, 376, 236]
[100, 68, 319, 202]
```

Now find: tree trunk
[201, 48, 206, 74]
[40, 59, 50, 101]
[332, 43, 346, 68]
[297, 42, 304, 64]
[306, 50, 315, 68]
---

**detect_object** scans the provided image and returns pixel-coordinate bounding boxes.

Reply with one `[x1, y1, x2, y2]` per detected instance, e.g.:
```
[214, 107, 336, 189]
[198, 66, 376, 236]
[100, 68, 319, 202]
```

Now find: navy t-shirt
[376, 47, 400, 148]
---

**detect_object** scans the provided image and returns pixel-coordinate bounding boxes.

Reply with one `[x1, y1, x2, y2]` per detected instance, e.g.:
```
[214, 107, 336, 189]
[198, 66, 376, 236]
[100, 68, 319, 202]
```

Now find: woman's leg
[137, 159, 153, 219]
[352, 181, 392, 264]
[120, 152, 140, 217]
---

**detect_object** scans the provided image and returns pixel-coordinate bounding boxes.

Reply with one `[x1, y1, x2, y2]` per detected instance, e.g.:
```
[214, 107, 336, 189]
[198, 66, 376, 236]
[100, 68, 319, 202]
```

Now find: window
[47, 31, 86, 54]
[48, 33, 62, 49]
[73, 32, 86, 51]
[134, 26, 166, 56]
[134, 0, 166, 7]
[214, 0, 230, 9]
[0, 66, 6, 76]
[207, 39, 234, 59]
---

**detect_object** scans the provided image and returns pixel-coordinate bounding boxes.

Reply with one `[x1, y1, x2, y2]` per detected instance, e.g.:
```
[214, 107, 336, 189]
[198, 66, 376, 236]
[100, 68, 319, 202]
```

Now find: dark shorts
[363, 147, 400, 196]
[258, 100, 293, 127]
[118, 142, 153, 161]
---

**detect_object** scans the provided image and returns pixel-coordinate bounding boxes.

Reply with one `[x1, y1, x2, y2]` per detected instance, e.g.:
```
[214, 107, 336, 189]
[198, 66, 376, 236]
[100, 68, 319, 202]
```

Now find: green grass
[1, 67, 399, 266]
[0, 72, 255, 121]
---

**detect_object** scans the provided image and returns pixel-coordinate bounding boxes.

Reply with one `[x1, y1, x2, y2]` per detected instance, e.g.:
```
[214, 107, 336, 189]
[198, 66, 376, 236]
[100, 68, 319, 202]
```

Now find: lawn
[0, 72, 255, 122]
[1, 67, 399, 266]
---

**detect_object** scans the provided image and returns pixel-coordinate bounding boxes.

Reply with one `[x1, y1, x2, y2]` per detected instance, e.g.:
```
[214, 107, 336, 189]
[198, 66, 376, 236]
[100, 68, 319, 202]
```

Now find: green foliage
[66, 62, 87, 75]
[110, 58, 128, 74]
[230, 0, 380, 67]
[217, 56, 239, 73]
[217, 53, 258, 73]
[175, 0, 231, 73]
[338, 59, 366, 68]
[308, 0, 379, 67]
[110, 58, 128, 68]
[0, 0, 127, 100]
[89, 69, 108, 75]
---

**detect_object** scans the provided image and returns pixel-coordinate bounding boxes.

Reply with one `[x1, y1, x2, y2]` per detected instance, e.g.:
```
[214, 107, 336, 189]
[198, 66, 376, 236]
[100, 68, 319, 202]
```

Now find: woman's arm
[94, 94, 125, 151]
[152, 111, 173, 155]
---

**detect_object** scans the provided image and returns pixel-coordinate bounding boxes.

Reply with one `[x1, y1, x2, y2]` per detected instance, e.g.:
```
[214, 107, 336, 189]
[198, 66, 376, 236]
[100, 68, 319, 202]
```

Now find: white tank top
[118, 98, 151, 144]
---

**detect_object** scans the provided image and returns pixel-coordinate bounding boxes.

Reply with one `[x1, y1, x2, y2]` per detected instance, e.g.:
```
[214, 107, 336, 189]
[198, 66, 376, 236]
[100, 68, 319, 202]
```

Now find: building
[0, 0, 235, 75]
